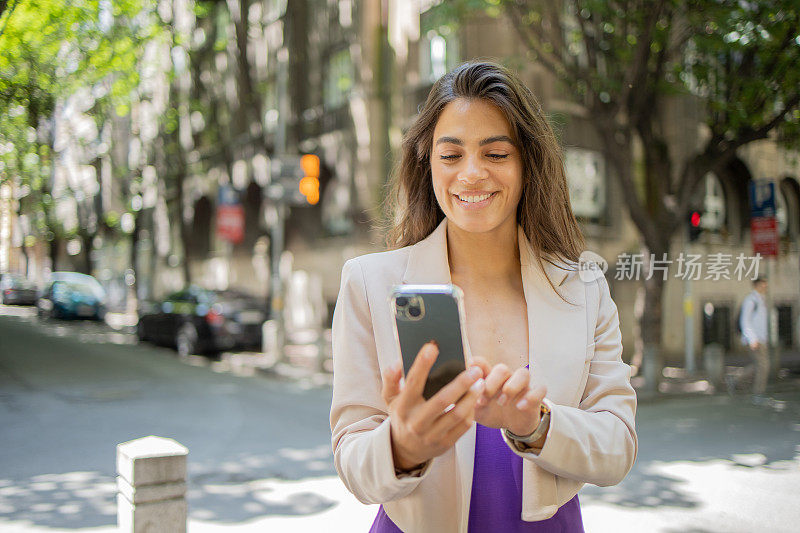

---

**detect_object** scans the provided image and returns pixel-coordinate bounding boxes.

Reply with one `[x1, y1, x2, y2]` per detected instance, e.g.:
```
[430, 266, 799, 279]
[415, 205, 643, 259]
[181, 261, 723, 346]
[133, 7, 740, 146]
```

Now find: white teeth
[457, 193, 493, 203]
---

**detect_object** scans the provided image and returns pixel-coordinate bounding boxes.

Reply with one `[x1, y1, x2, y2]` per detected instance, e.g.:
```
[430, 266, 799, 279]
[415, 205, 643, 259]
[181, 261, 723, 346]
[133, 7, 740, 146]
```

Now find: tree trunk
[129, 210, 141, 300]
[78, 232, 93, 275]
[48, 237, 59, 272]
[176, 177, 192, 286]
[639, 247, 668, 395]
[595, 119, 670, 393]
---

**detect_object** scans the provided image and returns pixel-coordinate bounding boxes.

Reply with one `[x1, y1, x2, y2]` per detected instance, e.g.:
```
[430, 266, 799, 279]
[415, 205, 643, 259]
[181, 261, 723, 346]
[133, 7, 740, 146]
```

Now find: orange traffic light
[301, 154, 320, 178]
[299, 154, 320, 205]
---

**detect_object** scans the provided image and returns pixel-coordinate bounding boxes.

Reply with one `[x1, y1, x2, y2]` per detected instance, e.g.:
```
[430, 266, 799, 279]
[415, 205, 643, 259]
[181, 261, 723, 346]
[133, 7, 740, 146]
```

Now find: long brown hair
[385, 60, 585, 292]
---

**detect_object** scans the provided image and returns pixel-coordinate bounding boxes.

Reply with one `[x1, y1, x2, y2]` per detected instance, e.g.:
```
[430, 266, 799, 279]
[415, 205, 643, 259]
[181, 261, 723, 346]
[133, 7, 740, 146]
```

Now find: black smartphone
[390, 284, 469, 400]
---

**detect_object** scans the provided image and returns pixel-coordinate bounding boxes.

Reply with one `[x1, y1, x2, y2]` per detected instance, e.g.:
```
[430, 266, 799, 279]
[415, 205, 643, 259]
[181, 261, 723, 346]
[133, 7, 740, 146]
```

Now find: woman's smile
[452, 190, 498, 209]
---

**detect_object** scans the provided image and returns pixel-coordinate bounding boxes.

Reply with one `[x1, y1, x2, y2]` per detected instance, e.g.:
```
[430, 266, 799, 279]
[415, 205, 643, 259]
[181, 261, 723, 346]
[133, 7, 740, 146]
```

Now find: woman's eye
[439, 154, 460, 160]
[487, 154, 509, 160]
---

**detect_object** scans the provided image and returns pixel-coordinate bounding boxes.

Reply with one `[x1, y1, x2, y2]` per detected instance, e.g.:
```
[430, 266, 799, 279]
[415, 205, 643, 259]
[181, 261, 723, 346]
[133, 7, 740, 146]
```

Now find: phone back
[391, 285, 467, 399]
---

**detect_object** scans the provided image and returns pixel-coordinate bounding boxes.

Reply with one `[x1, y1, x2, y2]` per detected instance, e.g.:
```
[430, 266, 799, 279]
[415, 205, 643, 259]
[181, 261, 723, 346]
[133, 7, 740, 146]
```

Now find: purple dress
[370, 423, 584, 532]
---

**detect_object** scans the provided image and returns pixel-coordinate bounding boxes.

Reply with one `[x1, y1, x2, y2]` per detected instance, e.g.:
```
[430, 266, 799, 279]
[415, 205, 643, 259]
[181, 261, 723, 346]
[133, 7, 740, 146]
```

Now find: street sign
[216, 184, 245, 244]
[749, 181, 778, 257]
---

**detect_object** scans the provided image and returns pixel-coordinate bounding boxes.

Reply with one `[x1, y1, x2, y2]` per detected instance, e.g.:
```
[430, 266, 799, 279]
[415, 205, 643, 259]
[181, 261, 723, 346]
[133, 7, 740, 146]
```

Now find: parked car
[37, 272, 107, 321]
[136, 286, 267, 357]
[0, 273, 38, 306]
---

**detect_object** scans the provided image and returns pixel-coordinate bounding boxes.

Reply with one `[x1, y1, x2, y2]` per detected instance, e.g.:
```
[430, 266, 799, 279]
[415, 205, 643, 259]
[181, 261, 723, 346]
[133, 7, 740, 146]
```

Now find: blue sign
[218, 184, 240, 206]
[749, 181, 776, 218]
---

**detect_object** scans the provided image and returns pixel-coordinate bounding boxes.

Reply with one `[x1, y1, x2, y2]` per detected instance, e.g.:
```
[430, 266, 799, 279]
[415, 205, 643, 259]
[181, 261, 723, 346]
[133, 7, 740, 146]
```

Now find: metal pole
[269, 203, 286, 362]
[767, 258, 778, 381]
[684, 226, 696, 375]
[268, 46, 290, 362]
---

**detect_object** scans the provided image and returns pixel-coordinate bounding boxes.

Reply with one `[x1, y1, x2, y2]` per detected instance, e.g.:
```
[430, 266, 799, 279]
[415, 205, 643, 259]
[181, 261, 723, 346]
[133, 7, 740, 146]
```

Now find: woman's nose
[457, 154, 487, 184]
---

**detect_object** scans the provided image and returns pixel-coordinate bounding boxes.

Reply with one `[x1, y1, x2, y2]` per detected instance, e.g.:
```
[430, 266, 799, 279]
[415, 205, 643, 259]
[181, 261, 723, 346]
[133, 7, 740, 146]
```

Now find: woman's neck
[446, 219, 520, 283]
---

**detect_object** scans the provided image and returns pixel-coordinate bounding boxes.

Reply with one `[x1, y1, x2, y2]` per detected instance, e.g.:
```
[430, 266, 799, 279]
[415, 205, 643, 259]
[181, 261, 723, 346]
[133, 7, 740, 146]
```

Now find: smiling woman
[430, 99, 524, 235]
[331, 61, 637, 533]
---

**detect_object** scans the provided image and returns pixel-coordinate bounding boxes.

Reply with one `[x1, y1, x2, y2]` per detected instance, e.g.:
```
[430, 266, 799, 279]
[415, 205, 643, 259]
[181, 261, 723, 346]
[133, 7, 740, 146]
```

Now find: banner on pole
[749, 181, 778, 257]
[216, 185, 245, 244]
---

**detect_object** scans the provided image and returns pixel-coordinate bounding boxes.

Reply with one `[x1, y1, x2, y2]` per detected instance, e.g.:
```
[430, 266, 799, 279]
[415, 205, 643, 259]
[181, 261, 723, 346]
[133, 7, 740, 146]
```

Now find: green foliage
[431, 0, 800, 150]
[682, 0, 800, 146]
[0, 0, 163, 242]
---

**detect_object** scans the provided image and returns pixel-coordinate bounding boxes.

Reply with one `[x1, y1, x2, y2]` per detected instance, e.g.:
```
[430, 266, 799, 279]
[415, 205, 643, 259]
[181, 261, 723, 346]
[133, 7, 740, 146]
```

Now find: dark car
[137, 286, 266, 357]
[37, 272, 107, 320]
[0, 273, 38, 306]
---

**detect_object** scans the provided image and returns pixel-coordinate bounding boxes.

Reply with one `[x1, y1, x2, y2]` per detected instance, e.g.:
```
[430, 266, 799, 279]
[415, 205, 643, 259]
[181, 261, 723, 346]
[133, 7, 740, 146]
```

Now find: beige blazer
[330, 219, 637, 532]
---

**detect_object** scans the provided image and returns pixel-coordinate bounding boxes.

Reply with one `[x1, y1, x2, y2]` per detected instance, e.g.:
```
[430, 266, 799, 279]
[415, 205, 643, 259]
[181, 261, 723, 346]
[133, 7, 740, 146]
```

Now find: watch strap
[504, 403, 551, 444]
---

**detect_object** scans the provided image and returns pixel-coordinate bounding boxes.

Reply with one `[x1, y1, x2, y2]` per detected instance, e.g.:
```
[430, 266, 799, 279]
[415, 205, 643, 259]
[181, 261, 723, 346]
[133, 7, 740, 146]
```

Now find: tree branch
[505, 2, 599, 103]
[731, 92, 800, 149]
[572, 4, 599, 78]
[621, 0, 666, 125]
[596, 121, 660, 246]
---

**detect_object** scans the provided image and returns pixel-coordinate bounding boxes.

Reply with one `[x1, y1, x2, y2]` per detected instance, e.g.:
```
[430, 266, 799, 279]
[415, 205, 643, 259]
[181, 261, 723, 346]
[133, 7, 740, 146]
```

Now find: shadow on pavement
[0, 472, 117, 528]
[0, 445, 338, 528]
[580, 392, 800, 510]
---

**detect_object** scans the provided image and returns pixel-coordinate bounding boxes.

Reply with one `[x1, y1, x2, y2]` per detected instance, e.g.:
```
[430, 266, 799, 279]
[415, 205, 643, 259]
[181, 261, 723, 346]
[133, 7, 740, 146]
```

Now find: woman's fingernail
[468, 366, 482, 379]
[426, 344, 438, 359]
[497, 393, 507, 406]
[516, 399, 529, 410]
[470, 378, 485, 393]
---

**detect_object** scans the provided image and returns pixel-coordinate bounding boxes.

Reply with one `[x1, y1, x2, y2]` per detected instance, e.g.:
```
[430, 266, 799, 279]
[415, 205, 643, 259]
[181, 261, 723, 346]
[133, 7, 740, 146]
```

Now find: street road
[1, 304, 799, 532]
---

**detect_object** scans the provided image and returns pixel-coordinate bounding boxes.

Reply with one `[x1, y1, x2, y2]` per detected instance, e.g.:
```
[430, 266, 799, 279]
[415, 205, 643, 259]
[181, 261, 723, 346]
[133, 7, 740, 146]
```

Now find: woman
[330, 61, 637, 532]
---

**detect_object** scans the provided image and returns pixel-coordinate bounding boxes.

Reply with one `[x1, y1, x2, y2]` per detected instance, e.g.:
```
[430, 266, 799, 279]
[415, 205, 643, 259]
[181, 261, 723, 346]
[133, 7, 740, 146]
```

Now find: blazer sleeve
[329, 259, 431, 504]
[505, 274, 638, 486]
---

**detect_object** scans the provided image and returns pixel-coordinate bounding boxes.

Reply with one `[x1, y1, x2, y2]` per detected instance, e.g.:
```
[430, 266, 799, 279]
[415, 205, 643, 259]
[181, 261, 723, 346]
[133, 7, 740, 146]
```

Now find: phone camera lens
[408, 306, 421, 317]
[396, 297, 409, 307]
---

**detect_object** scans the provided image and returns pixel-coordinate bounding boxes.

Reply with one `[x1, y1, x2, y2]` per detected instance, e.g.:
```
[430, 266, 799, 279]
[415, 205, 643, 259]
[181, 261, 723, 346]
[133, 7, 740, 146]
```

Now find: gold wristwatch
[504, 403, 551, 444]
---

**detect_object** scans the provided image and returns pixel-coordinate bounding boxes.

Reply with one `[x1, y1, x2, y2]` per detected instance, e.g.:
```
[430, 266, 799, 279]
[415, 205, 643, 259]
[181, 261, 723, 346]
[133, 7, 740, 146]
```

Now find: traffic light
[298, 154, 320, 205]
[688, 210, 703, 242]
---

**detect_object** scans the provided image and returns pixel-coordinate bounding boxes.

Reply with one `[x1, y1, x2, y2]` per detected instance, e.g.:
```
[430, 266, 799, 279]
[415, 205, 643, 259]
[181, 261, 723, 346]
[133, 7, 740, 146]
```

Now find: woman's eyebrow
[479, 135, 515, 146]
[434, 135, 515, 146]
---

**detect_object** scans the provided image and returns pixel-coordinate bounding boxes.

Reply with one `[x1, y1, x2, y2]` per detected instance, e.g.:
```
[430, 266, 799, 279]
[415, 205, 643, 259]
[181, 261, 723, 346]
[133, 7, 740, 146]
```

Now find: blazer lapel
[402, 219, 452, 285]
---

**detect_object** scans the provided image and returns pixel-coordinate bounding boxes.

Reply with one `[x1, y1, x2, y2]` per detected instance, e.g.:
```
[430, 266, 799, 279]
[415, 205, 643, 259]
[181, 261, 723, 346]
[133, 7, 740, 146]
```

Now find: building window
[564, 147, 606, 222]
[702, 173, 726, 231]
[702, 302, 732, 350]
[323, 48, 353, 110]
[419, 28, 459, 83]
[776, 185, 790, 237]
[777, 304, 794, 349]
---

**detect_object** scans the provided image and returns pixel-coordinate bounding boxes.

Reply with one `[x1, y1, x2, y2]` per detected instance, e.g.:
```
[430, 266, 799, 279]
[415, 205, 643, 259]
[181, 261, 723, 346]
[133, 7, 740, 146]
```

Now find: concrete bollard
[117, 436, 189, 532]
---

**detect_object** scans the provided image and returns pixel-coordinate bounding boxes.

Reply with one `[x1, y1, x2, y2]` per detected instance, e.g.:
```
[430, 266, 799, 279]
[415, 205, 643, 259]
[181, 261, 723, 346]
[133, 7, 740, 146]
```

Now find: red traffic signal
[688, 210, 703, 242]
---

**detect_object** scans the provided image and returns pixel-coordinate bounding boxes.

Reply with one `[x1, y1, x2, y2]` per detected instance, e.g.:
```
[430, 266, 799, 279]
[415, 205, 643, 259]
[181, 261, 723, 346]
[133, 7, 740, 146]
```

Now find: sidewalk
[634, 349, 800, 400]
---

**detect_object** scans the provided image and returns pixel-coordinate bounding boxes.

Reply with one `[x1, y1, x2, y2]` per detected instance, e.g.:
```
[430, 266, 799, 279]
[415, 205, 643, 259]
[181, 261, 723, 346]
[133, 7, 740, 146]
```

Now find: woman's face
[430, 98, 523, 236]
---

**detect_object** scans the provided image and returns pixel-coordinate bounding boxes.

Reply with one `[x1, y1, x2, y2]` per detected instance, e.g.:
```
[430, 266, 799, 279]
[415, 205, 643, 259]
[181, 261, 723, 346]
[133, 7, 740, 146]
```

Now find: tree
[0, 0, 159, 272]
[432, 0, 800, 392]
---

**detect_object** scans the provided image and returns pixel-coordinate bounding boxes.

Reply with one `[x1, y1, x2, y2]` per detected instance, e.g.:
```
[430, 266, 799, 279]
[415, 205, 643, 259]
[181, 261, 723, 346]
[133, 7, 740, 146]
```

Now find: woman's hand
[470, 361, 547, 437]
[381, 342, 485, 472]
